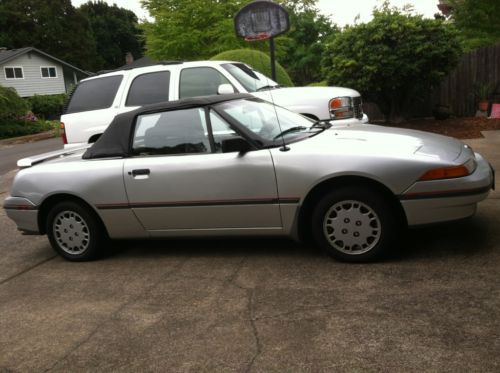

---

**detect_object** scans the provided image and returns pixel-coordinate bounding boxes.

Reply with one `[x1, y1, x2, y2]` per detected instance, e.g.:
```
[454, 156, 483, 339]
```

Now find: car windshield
[221, 63, 279, 92]
[215, 99, 323, 145]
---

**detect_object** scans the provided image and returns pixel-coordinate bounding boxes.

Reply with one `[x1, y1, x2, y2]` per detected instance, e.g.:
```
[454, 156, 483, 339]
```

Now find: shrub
[0, 119, 56, 139]
[27, 94, 67, 120]
[322, 3, 462, 123]
[0, 85, 29, 120]
[210, 49, 294, 87]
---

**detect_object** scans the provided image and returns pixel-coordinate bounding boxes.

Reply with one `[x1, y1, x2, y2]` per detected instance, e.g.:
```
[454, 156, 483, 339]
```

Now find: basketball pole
[270, 37, 276, 81]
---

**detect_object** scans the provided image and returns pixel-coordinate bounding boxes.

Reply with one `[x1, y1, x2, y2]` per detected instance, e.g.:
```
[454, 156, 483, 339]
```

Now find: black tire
[46, 201, 107, 261]
[311, 187, 399, 262]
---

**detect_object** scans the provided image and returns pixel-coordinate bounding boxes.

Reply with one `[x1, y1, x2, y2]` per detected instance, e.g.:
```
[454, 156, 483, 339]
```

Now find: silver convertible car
[4, 94, 495, 262]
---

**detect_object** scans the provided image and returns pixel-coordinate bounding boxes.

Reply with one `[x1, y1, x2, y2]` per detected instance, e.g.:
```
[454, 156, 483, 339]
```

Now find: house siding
[0, 52, 66, 97]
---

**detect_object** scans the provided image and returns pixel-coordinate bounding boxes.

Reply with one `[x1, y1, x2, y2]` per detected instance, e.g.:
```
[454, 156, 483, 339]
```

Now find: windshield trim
[213, 98, 323, 148]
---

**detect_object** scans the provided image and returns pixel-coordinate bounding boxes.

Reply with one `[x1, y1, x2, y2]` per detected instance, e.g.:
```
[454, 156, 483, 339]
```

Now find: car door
[123, 106, 282, 235]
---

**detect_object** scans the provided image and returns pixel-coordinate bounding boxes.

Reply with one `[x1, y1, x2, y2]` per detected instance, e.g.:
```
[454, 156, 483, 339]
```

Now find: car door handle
[129, 169, 150, 176]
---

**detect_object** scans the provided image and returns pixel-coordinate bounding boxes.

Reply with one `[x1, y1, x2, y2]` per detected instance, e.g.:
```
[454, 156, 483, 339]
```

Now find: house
[0, 47, 90, 97]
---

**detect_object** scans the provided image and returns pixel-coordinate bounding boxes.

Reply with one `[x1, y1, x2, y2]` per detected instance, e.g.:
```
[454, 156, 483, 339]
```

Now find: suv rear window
[65, 75, 123, 114]
[126, 71, 170, 107]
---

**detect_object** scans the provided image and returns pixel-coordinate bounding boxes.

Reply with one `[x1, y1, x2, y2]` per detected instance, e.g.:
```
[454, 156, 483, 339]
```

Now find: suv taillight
[60, 122, 67, 144]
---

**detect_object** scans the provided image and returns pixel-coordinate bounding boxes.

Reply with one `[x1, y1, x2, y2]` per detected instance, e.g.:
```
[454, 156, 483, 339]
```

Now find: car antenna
[254, 50, 290, 152]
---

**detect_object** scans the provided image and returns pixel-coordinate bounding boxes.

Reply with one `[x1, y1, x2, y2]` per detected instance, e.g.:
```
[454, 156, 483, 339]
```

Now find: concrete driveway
[0, 133, 499, 372]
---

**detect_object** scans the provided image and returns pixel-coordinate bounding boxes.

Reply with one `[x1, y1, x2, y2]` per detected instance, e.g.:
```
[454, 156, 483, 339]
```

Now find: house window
[41, 66, 57, 78]
[4, 67, 24, 79]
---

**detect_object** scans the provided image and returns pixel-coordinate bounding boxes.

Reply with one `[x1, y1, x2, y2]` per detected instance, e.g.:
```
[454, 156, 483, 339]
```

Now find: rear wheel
[311, 187, 398, 262]
[46, 201, 106, 261]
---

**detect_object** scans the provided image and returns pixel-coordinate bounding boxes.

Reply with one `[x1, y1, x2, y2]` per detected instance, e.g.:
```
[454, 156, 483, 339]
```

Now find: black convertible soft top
[82, 93, 253, 159]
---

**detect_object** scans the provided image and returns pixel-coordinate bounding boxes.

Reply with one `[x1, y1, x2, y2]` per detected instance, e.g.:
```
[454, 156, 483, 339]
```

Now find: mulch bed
[380, 117, 500, 139]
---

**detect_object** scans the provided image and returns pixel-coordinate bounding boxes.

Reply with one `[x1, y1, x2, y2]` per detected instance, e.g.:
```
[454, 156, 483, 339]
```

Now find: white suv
[61, 60, 368, 147]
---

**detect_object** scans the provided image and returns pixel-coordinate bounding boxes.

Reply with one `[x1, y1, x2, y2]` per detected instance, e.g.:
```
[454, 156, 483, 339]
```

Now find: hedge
[0, 120, 57, 139]
[210, 49, 294, 87]
[308, 81, 328, 87]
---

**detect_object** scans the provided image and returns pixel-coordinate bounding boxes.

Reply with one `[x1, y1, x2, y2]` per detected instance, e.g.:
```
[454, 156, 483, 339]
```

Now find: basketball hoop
[244, 32, 272, 42]
[234, 1, 290, 80]
[234, 1, 290, 41]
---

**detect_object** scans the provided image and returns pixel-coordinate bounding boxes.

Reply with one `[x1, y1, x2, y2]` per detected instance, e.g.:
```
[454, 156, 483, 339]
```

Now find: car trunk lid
[17, 145, 91, 169]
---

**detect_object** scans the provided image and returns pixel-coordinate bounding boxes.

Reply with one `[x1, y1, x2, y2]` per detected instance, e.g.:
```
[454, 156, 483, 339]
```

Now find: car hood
[252, 86, 360, 105]
[293, 124, 464, 162]
[254, 86, 360, 98]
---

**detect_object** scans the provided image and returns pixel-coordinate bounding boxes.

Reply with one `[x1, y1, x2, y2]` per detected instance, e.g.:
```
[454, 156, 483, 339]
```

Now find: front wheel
[46, 201, 106, 261]
[311, 187, 398, 262]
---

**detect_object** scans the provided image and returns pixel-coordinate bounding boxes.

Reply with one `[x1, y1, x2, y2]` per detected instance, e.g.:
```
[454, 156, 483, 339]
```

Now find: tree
[141, 0, 252, 61]
[447, 0, 500, 50]
[276, 0, 338, 85]
[141, 0, 338, 85]
[0, 0, 100, 71]
[78, 1, 145, 70]
[323, 3, 462, 123]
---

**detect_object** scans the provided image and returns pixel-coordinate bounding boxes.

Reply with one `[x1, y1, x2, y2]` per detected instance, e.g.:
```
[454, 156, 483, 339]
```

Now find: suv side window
[132, 108, 210, 156]
[126, 71, 170, 107]
[179, 67, 232, 99]
[65, 75, 123, 114]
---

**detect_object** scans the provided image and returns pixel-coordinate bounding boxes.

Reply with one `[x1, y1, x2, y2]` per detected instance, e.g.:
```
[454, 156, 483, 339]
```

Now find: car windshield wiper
[273, 126, 308, 140]
[256, 84, 280, 92]
[310, 120, 332, 129]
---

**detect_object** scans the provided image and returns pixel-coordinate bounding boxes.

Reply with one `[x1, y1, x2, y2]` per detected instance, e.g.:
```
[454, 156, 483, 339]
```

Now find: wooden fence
[433, 43, 500, 117]
[363, 43, 500, 120]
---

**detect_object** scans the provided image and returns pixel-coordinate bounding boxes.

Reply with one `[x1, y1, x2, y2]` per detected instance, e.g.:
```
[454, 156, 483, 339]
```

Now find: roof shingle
[0, 47, 89, 75]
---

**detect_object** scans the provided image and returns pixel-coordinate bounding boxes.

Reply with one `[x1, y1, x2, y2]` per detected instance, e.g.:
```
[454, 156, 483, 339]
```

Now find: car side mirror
[221, 137, 252, 154]
[218, 84, 235, 95]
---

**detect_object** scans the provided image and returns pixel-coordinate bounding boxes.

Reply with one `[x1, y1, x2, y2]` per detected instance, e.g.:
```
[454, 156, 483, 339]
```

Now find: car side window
[126, 71, 170, 106]
[209, 110, 238, 152]
[65, 75, 123, 114]
[179, 67, 232, 99]
[132, 108, 210, 156]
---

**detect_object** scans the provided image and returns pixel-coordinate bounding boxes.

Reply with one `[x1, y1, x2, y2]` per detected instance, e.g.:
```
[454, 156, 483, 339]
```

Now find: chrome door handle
[129, 169, 150, 176]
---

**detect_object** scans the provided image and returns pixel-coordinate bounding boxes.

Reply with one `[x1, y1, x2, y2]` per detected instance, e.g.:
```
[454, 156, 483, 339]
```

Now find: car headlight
[418, 159, 477, 181]
[329, 96, 354, 120]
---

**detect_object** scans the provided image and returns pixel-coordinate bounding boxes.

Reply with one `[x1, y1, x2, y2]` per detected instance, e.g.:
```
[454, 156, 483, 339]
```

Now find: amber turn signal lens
[419, 165, 470, 181]
[330, 98, 343, 109]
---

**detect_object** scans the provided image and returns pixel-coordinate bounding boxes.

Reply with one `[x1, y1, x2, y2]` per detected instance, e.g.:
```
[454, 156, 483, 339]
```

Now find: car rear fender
[37, 193, 107, 236]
